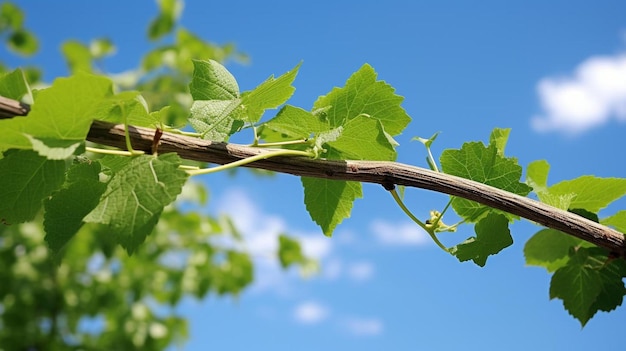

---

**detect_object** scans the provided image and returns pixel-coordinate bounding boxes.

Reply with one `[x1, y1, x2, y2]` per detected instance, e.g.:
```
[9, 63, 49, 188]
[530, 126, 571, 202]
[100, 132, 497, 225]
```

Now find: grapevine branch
[85, 120, 626, 257]
[0, 95, 29, 119]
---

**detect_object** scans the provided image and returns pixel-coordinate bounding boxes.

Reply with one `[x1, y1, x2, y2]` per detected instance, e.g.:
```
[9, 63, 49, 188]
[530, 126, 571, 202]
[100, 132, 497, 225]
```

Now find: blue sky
[7, 1, 626, 350]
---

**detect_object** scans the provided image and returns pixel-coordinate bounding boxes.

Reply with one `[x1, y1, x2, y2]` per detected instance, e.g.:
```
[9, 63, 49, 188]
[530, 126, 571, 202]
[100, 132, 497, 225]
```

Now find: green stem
[426, 146, 439, 172]
[162, 127, 202, 138]
[121, 103, 142, 155]
[86, 146, 144, 156]
[390, 189, 450, 253]
[179, 165, 200, 170]
[186, 149, 315, 176]
[251, 125, 260, 146]
[249, 139, 310, 148]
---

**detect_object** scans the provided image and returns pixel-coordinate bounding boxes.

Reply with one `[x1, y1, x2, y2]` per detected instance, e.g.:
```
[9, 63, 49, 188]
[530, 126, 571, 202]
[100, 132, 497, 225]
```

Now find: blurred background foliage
[0, 1, 308, 349]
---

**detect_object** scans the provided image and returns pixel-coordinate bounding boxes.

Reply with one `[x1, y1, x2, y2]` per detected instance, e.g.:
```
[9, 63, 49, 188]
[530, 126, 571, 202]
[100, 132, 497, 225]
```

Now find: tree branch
[86, 120, 626, 257]
[0, 95, 30, 119]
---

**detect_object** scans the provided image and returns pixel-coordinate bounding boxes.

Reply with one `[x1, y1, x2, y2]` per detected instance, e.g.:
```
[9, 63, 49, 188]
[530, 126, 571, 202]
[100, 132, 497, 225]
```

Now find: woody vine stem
[82, 119, 626, 257]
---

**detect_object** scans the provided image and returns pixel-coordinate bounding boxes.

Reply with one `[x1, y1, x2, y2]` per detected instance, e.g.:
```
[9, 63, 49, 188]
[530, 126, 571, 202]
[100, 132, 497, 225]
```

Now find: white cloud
[341, 317, 384, 336]
[293, 301, 329, 324]
[532, 52, 626, 134]
[346, 261, 374, 282]
[370, 219, 429, 246]
[321, 258, 375, 282]
[322, 258, 343, 280]
[216, 188, 333, 294]
[300, 235, 332, 260]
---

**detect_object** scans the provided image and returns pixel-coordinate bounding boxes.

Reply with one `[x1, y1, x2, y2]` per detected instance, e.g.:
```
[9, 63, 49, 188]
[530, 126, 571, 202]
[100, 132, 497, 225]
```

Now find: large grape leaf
[545, 176, 626, 213]
[312, 63, 411, 136]
[440, 137, 532, 222]
[549, 247, 626, 326]
[302, 177, 362, 236]
[92, 91, 159, 128]
[525, 159, 550, 192]
[84, 153, 188, 254]
[299, 65, 410, 236]
[44, 160, 107, 254]
[601, 210, 626, 234]
[524, 228, 589, 272]
[190, 99, 245, 141]
[488, 128, 511, 156]
[526, 159, 626, 212]
[451, 212, 512, 267]
[326, 115, 396, 161]
[189, 59, 239, 100]
[190, 60, 302, 140]
[188, 59, 243, 141]
[241, 62, 301, 123]
[525, 160, 577, 209]
[260, 105, 330, 142]
[0, 73, 113, 155]
[0, 150, 65, 224]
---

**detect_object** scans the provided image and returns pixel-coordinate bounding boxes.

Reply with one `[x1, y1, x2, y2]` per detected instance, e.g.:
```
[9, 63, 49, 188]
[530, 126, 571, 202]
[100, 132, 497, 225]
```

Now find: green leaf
[313, 127, 343, 155]
[526, 165, 626, 212]
[601, 210, 626, 234]
[8, 28, 38, 56]
[148, 0, 181, 40]
[84, 153, 188, 254]
[526, 159, 550, 192]
[302, 177, 362, 236]
[326, 115, 397, 161]
[440, 140, 532, 222]
[0, 150, 65, 224]
[278, 234, 306, 268]
[0, 68, 29, 100]
[546, 176, 626, 213]
[61, 40, 93, 73]
[412, 132, 440, 171]
[548, 248, 619, 327]
[93, 91, 158, 128]
[148, 14, 175, 40]
[0, 2, 24, 30]
[313, 63, 411, 136]
[158, 0, 182, 16]
[189, 99, 244, 141]
[241, 62, 301, 123]
[189, 59, 244, 141]
[214, 251, 254, 295]
[90, 38, 115, 59]
[591, 252, 626, 314]
[0, 73, 113, 152]
[43, 160, 107, 254]
[189, 59, 239, 101]
[451, 212, 512, 267]
[488, 128, 510, 156]
[524, 229, 588, 272]
[586, 247, 626, 313]
[261, 105, 329, 142]
[412, 131, 439, 148]
[98, 155, 133, 174]
[24, 136, 83, 160]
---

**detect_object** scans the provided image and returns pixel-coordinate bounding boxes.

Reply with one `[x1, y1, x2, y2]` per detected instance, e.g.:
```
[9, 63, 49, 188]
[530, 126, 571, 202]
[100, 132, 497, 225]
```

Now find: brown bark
[1, 95, 624, 256]
[0, 95, 30, 119]
[86, 120, 626, 257]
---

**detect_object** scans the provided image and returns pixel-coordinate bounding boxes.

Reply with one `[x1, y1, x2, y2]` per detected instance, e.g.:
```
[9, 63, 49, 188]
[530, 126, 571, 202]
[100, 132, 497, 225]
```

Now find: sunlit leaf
[302, 177, 362, 236]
